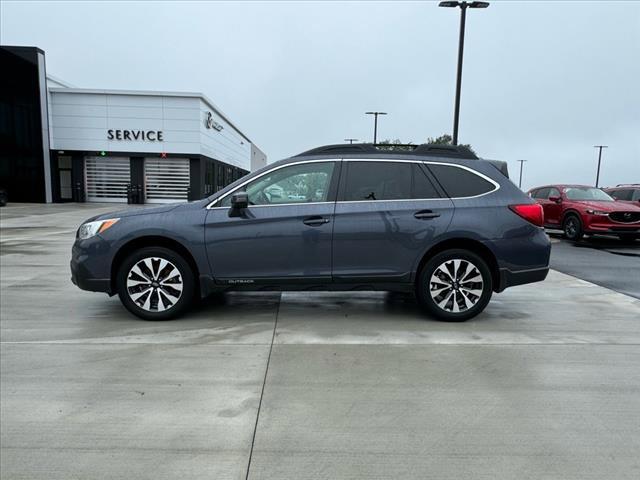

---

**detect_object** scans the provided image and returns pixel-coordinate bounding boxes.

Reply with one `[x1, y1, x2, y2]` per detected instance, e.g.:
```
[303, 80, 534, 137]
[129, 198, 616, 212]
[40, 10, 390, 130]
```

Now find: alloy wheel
[429, 258, 484, 313]
[565, 218, 578, 238]
[126, 257, 183, 312]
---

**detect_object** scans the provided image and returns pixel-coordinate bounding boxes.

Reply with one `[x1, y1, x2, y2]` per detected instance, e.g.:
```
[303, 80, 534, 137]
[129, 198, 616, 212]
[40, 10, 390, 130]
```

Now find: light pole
[593, 145, 608, 188]
[344, 138, 359, 144]
[365, 111, 387, 145]
[438, 1, 490, 145]
[517, 159, 527, 189]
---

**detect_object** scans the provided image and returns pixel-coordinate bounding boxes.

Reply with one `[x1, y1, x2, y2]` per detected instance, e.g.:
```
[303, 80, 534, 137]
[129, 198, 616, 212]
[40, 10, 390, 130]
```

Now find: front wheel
[563, 215, 583, 241]
[416, 249, 493, 322]
[117, 247, 195, 320]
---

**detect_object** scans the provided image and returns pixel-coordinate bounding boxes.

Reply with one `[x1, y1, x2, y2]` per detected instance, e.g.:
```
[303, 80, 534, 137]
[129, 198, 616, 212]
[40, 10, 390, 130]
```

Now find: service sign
[107, 129, 164, 141]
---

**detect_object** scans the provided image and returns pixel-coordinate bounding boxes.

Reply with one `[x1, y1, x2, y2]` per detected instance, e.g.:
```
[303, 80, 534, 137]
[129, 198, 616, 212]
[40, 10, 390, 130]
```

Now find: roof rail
[294, 143, 479, 160]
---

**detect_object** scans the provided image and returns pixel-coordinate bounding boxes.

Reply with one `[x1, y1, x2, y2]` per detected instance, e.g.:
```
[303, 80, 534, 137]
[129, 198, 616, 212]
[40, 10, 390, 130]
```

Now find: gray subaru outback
[71, 143, 550, 322]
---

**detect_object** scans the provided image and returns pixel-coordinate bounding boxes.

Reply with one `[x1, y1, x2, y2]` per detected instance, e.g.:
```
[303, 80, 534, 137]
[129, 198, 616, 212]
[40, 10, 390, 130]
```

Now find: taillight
[509, 204, 544, 227]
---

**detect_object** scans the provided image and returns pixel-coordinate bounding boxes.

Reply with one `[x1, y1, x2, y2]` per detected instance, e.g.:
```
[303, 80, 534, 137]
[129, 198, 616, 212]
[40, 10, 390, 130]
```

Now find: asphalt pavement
[549, 231, 640, 299]
[2, 204, 640, 480]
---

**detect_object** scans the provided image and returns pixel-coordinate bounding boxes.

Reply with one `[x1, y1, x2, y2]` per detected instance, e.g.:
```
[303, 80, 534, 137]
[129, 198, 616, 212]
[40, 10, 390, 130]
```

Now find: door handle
[303, 216, 330, 226]
[414, 210, 441, 220]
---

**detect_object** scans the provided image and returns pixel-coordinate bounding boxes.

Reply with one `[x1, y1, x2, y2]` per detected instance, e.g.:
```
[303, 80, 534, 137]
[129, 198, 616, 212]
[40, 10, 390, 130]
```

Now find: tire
[416, 249, 493, 322]
[618, 234, 638, 242]
[563, 214, 583, 241]
[116, 246, 195, 320]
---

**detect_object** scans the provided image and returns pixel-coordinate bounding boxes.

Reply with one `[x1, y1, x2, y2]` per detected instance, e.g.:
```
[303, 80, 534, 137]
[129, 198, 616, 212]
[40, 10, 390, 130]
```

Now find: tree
[376, 138, 415, 152]
[377, 134, 475, 154]
[425, 134, 476, 154]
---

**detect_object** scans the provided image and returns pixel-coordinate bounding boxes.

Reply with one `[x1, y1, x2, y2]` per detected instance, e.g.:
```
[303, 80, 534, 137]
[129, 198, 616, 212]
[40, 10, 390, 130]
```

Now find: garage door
[85, 156, 131, 203]
[144, 158, 190, 204]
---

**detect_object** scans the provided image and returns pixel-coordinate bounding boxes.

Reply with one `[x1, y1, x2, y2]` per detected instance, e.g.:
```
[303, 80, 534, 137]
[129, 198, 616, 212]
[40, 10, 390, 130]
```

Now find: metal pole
[594, 145, 607, 187]
[517, 159, 527, 189]
[452, 4, 467, 145]
[373, 114, 378, 145]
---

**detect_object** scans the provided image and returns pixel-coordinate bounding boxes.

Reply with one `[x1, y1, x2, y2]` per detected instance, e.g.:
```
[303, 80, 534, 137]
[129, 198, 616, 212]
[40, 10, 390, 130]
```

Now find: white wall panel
[49, 89, 258, 171]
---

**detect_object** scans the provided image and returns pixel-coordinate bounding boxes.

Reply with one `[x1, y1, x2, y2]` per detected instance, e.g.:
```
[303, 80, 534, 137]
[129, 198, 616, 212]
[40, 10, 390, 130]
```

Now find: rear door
[331, 160, 454, 283]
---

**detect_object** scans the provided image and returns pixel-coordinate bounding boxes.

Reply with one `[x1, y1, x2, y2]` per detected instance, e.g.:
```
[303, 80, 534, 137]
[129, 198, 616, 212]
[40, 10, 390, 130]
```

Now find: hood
[577, 200, 640, 212]
[94, 203, 182, 221]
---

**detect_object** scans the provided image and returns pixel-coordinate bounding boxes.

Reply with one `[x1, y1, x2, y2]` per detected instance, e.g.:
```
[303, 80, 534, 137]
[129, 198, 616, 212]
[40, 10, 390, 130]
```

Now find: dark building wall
[0, 46, 48, 203]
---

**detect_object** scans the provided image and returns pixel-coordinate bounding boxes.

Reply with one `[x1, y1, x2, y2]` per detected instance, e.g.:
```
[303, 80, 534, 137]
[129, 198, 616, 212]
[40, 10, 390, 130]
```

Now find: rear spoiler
[487, 160, 509, 178]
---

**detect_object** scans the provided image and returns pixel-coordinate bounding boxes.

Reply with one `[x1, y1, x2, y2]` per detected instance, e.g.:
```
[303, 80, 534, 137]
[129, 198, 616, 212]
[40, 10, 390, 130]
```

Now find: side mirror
[549, 196, 561, 204]
[231, 191, 249, 210]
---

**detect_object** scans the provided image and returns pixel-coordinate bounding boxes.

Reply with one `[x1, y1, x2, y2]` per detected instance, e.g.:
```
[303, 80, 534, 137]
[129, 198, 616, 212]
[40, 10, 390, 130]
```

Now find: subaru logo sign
[205, 112, 223, 132]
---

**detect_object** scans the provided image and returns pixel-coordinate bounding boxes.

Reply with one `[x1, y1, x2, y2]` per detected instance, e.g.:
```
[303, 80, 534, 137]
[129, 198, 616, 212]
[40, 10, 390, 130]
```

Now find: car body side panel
[204, 203, 335, 281]
[332, 199, 454, 282]
[72, 202, 210, 291]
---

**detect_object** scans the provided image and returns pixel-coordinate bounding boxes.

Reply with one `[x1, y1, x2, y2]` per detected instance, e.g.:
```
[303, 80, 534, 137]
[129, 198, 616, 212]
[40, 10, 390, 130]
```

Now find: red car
[528, 184, 640, 241]
[603, 184, 640, 206]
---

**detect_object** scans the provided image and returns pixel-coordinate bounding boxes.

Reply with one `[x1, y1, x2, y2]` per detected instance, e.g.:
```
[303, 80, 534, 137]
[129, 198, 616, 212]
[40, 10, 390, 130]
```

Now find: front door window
[220, 162, 335, 207]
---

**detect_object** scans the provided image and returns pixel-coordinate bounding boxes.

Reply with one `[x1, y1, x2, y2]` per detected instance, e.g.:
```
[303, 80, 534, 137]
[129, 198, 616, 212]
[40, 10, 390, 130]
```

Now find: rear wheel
[117, 247, 195, 320]
[563, 214, 583, 241]
[416, 249, 493, 322]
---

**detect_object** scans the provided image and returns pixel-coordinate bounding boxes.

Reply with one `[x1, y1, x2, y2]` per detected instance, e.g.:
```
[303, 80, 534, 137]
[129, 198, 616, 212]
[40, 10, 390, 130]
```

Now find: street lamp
[593, 145, 608, 187]
[344, 138, 359, 144]
[517, 159, 527, 189]
[365, 111, 387, 145]
[438, 1, 490, 145]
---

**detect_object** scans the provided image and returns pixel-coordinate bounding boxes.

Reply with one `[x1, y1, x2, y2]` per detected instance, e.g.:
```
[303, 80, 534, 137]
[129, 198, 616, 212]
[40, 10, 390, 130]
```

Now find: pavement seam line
[244, 293, 280, 480]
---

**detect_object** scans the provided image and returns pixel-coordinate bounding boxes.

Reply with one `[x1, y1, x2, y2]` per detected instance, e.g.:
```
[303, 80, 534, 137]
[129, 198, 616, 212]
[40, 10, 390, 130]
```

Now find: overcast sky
[2, 0, 638, 189]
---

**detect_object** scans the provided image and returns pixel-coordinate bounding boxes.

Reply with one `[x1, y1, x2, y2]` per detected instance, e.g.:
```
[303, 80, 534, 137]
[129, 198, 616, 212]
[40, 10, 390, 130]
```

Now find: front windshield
[564, 187, 614, 202]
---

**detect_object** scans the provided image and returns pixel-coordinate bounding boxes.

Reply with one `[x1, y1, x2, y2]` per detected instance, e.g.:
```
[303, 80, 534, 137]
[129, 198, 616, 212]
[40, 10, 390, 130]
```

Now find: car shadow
[548, 231, 640, 253]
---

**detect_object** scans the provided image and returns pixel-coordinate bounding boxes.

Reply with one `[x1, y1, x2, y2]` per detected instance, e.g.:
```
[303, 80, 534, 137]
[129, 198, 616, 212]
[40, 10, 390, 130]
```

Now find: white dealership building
[1, 45, 267, 204]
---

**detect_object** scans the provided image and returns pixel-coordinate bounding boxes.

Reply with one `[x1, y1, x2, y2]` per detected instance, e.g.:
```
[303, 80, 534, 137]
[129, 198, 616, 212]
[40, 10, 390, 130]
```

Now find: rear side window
[427, 164, 496, 198]
[342, 161, 441, 201]
[412, 164, 440, 199]
[343, 162, 411, 201]
[610, 189, 633, 201]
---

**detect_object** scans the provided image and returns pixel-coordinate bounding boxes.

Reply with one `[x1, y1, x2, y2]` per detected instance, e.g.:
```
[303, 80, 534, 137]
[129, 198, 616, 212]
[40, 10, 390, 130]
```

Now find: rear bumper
[498, 266, 549, 292]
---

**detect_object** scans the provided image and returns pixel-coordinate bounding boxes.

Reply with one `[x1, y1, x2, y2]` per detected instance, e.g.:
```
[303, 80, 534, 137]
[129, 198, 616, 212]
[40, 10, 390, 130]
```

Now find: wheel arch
[561, 209, 582, 224]
[414, 238, 500, 292]
[111, 236, 200, 295]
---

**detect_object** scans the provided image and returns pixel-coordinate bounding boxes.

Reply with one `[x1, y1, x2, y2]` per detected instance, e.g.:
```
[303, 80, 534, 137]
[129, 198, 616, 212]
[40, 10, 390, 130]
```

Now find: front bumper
[70, 238, 113, 295]
[583, 215, 640, 234]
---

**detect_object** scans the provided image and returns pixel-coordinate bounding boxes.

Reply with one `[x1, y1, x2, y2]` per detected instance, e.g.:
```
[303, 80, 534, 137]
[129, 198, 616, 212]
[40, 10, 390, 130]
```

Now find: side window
[534, 188, 550, 199]
[343, 161, 412, 201]
[548, 187, 561, 199]
[427, 164, 496, 198]
[220, 162, 335, 207]
[633, 189, 640, 202]
[612, 189, 633, 201]
[412, 164, 441, 199]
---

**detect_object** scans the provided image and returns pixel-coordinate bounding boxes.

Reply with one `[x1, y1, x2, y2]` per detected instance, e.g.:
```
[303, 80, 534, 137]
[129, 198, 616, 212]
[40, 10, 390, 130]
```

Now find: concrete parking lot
[2, 204, 640, 479]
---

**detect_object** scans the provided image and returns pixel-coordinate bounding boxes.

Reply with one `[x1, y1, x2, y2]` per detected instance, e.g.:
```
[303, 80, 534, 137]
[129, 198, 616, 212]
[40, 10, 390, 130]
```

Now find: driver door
[204, 160, 340, 283]
[544, 187, 563, 226]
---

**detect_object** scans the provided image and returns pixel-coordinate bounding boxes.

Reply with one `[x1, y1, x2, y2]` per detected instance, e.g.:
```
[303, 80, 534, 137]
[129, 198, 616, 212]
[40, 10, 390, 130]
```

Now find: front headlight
[586, 210, 609, 216]
[77, 218, 120, 240]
